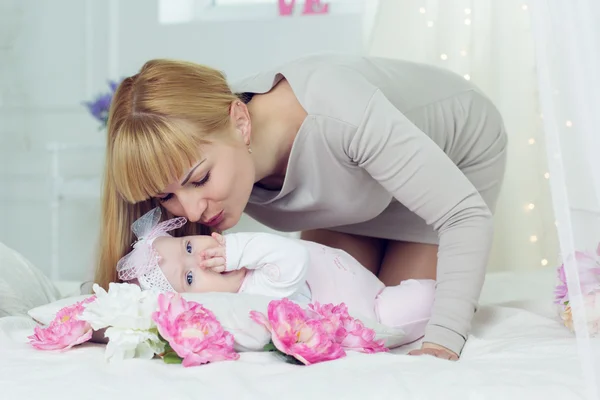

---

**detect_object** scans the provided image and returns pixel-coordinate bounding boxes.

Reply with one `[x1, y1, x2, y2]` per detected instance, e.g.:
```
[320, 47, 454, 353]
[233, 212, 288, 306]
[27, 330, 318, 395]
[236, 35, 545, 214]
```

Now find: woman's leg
[378, 241, 438, 286]
[300, 230, 437, 284]
[300, 229, 386, 275]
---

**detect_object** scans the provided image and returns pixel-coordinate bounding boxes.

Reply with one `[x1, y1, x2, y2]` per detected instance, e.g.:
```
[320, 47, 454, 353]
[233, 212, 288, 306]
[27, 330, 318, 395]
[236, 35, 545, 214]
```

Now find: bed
[2, 266, 598, 400]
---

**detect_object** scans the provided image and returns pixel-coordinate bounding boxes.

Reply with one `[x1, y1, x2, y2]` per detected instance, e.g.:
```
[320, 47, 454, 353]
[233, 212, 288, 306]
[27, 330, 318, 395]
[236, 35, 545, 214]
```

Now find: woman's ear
[229, 100, 252, 145]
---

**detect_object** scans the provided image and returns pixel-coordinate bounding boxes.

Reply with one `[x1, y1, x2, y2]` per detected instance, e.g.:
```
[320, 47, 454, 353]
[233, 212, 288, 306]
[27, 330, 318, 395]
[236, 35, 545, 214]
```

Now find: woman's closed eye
[158, 193, 174, 203]
[186, 241, 192, 254]
[158, 171, 211, 203]
[191, 171, 211, 187]
[186, 271, 193, 286]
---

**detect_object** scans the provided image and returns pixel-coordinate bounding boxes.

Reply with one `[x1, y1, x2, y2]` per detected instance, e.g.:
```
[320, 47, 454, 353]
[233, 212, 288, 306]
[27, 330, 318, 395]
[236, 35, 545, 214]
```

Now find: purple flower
[108, 79, 120, 92]
[83, 79, 123, 128]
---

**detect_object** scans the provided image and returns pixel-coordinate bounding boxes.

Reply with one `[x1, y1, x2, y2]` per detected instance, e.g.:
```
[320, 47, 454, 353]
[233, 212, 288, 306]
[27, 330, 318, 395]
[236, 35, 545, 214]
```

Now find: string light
[541, 259, 548, 266]
[440, 53, 448, 60]
[544, 172, 550, 179]
[528, 138, 536, 145]
[522, 4, 528, 11]
[527, 203, 535, 210]
[565, 120, 573, 127]
[464, 8, 471, 15]
[463, 74, 471, 81]
[419, 7, 426, 13]
[427, 21, 434, 27]
[530, 235, 538, 243]
[460, 50, 467, 56]
[464, 18, 471, 25]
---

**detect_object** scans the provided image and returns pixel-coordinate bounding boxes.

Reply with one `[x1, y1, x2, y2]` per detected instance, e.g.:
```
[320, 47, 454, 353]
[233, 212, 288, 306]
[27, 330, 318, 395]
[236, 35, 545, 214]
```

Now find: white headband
[116, 207, 187, 292]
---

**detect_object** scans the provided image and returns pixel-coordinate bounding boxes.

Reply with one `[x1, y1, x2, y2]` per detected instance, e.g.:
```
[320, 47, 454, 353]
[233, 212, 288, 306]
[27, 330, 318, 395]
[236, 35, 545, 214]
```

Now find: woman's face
[155, 136, 255, 231]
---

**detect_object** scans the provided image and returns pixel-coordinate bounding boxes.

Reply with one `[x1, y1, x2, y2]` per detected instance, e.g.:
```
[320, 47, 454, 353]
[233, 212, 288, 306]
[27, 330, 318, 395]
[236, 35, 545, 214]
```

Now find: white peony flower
[560, 290, 600, 336]
[81, 282, 158, 330]
[104, 327, 165, 362]
[80, 282, 165, 361]
[584, 291, 600, 336]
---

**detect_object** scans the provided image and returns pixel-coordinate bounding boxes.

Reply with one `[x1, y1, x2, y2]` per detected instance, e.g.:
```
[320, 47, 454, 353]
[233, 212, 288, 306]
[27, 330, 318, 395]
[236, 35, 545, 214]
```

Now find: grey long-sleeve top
[232, 54, 498, 354]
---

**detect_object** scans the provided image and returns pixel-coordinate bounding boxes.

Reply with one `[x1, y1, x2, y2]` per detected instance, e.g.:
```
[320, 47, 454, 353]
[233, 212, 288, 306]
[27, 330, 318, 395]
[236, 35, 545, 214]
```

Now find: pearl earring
[247, 146, 253, 154]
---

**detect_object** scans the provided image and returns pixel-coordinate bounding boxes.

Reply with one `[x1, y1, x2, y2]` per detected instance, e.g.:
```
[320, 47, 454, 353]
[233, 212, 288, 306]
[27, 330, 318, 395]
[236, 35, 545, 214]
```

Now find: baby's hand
[199, 233, 226, 273]
[212, 232, 225, 246]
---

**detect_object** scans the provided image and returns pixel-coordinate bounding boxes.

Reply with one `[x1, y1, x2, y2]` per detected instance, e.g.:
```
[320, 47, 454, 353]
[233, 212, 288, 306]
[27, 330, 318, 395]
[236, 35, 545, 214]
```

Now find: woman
[96, 54, 507, 360]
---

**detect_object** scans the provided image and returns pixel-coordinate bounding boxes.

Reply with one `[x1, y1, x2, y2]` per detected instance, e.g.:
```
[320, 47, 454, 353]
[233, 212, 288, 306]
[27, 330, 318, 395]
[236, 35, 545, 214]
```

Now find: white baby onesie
[224, 232, 435, 343]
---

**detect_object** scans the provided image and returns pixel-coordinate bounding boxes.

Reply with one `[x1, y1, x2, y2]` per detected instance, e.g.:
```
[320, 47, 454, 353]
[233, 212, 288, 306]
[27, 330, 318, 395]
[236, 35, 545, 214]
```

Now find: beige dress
[231, 53, 508, 355]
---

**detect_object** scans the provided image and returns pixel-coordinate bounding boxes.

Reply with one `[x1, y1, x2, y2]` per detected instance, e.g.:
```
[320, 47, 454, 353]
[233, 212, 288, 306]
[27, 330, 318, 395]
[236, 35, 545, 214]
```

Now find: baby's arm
[200, 232, 309, 296]
[223, 232, 308, 296]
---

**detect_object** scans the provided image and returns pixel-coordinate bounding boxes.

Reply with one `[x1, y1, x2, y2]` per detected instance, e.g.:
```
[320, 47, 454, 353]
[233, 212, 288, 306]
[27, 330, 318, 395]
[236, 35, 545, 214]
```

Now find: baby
[117, 208, 435, 344]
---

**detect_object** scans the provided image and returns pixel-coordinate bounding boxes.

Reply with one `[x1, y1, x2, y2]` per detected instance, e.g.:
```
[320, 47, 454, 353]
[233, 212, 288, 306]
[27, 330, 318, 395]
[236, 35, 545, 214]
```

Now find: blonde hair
[94, 59, 239, 290]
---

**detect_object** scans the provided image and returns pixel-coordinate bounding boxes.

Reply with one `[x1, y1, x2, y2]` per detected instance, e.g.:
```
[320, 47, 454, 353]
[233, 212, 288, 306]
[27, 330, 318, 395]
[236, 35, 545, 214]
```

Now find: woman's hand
[408, 342, 459, 361]
[199, 232, 227, 273]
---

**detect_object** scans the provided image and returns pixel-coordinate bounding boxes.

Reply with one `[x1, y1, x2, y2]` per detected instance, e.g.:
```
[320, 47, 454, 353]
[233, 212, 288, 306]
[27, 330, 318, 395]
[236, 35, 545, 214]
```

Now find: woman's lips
[204, 210, 224, 227]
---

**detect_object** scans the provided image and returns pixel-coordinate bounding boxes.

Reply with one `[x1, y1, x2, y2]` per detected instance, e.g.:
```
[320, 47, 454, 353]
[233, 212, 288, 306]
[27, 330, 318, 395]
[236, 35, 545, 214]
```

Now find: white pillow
[28, 294, 91, 325]
[28, 292, 407, 351]
[0, 242, 61, 318]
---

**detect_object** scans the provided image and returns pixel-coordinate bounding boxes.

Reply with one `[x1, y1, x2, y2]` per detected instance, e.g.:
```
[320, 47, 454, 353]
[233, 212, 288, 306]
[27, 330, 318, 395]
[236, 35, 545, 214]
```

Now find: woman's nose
[178, 192, 206, 223]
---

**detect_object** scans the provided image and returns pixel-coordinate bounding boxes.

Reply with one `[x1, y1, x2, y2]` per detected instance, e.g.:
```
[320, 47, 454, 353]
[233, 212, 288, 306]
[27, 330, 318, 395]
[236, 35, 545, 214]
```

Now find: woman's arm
[347, 89, 493, 356]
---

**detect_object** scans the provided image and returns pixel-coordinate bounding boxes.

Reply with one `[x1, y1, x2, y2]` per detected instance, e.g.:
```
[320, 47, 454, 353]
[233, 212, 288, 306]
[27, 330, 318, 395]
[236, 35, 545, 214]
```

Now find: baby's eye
[186, 271, 193, 286]
[186, 241, 192, 254]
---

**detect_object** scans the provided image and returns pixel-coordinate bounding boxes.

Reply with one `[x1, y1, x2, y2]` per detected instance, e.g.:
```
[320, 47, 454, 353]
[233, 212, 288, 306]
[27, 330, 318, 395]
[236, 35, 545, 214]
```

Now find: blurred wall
[0, 0, 364, 281]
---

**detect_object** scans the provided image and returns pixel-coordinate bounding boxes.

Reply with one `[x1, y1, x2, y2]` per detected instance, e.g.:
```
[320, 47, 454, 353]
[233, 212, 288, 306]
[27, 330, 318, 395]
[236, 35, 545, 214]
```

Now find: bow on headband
[116, 207, 187, 292]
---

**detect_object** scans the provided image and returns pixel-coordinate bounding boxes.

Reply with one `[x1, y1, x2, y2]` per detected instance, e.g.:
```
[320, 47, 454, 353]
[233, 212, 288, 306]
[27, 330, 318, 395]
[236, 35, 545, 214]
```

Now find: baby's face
[152, 235, 245, 293]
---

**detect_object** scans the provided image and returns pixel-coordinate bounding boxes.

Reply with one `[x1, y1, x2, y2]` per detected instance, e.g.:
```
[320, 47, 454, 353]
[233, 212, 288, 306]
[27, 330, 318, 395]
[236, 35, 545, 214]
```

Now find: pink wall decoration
[278, 0, 330, 16]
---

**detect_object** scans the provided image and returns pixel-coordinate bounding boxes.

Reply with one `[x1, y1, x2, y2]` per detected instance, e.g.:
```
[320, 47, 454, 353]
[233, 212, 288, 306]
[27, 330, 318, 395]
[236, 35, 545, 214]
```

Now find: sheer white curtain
[364, 0, 599, 394]
[530, 0, 600, 396]
[530, 1, 600, 261]
[363, 0, 559, 272]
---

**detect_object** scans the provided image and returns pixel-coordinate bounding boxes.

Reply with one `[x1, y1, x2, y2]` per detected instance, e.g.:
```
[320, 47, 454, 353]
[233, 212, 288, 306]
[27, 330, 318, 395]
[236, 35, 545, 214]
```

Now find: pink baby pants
[304, 241, 436, 346]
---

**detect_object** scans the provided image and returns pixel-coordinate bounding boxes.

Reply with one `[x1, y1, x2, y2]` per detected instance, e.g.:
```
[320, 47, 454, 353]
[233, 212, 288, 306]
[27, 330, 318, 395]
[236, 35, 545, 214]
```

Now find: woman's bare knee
[301, 229, 385, 275]
[378, 241, 438, 286]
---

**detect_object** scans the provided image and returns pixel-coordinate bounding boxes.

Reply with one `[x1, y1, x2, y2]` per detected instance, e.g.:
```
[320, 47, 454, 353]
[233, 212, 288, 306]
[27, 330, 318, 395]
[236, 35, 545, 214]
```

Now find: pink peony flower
[308, 302, 387, 354]
[306, 302, 350, 343]
[28, 296, 96, 351]
[250, 298, 345, 365]
[152, 293, 239, 367]
[339, 318, 388, 353]
[554, 264, 569, 304]
[554, 246, 600, 304]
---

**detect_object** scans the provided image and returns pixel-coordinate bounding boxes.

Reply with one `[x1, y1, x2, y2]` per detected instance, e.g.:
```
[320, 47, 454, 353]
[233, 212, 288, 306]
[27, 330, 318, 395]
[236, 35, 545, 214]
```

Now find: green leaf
[282, 354, 304, 365]
[163, 352, 183, 364]
[164, 342, 175, 354]
[262, 340, 304, 365]
[564, 301, 569, 305]
[154, 331, 172, 356]
[263, 341, 278, 352]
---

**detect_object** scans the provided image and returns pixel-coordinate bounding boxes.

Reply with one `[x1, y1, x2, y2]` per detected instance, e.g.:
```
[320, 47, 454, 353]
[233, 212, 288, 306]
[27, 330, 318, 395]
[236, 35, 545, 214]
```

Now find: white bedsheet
[2, 268, 599, 400]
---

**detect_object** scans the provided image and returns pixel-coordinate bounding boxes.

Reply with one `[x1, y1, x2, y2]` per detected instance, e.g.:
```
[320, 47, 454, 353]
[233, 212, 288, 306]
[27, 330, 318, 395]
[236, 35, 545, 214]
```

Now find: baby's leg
[375, 279, 436, 345]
